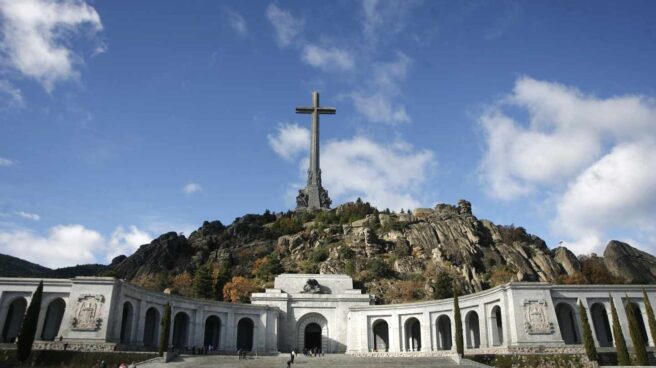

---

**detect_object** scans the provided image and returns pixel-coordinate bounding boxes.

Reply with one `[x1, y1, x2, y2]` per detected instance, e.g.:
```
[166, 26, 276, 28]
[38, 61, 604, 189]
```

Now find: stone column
[614, 296, 631, 347]
[421, 311, 430, 352]
[134, 299, 146, 346]
[226, 311, 236, 351]
[390, 313, 401, 352]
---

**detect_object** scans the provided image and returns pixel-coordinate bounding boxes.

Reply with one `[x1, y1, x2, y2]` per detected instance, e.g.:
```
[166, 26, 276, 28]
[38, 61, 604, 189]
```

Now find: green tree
[454, 285, 463, 357]
[367, 257, 393, 278]
[432, 272, 454, 300]
[193, 265, 214, 299]
[643, 288, 656, 347]
[159, 303, 171, 357]
[214, 262, 232, 301]
[609, 295, 630, 365]
[17, 280, 43, 361]
[578, 301, 598, 362]
[626, 301, 649, 365]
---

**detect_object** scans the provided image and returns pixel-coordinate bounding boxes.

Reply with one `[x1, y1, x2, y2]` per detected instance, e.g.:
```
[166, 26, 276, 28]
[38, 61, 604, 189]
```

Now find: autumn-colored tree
[252, 253, 284, 281]
[643, 288, 656, 348]
[626, 301, 649, 365]
[223, 276, 259, 303]
[579, 301, 598, 362]
[609, 295, 630, 365]
[170, 272, 194, 297]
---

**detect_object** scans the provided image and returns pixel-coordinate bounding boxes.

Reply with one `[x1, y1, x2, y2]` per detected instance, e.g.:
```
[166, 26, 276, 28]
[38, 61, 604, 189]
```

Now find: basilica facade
[0, 274, 654, 357]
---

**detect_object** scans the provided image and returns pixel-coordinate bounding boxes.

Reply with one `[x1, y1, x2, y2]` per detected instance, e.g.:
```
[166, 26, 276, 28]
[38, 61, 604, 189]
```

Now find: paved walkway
[139, 354, 487, 368]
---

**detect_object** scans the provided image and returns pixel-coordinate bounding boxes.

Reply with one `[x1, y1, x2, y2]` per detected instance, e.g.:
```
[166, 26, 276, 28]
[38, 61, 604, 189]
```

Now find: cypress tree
[643, 288, 656, 347]
[626, 301, 649, 365]
[17, 280, 43, 361]
[159, 303, 171, 357]
[454, 284, 464, 357]
[579, 301, 598, 362]
[609, 295, 630, 365]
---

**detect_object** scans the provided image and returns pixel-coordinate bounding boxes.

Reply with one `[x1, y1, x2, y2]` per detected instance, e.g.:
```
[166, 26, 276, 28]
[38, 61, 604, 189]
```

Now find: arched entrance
[1, 298, 27, 343]
[41, 298, 66, 341]
[490, 306, 503, 346]
[556, 303, 580, 345]
[404, 317, 421, 351]
[436, 315, 452, 350]
[172, 312, 189, 348]
[591, 303, 613, 347]
[305, 323, 322, 351]
[627, 302, 649, 345]
[143, 307, 160, 347]
[236, 318, 254, 351]
[372, 320, 389, 352]
[296, 313, 329, 353]
[119, 302, 133, 344]
[204, 315, 221, 349]
[465, 311, 480, 349]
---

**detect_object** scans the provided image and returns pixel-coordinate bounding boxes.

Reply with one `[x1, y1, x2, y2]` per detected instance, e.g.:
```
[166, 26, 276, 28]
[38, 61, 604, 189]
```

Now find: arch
[305, 323, 322, 351]
[172, 312, 190, 348]
[236, 317, 254, 351]
[372, 319, 389, 352]
[465, 311, 480, 349]
[143, 307, 160, 347]
[436, 315, 452, 350]
[404, 317, 421, 351]
[627, 302, 649, 345]
[119, 301, 134, 344]
[41, 298, 66, 341]
[556, 303, 580, 345]
[297, 313, 329, 353]
[590, 303, 613, 347]
[1, 297, 27, 343]
[204, 315, 221, 349]
[490, 305, 503, 346]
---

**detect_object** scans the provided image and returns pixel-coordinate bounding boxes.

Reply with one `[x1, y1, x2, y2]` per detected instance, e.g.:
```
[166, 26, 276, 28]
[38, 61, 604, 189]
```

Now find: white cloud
[265, 4, 303, 47]
[479, 77, 656, 253]
[350, 52, 412, 124]
[0, 0, 103, 91]
[0, 224, 152, 268]
[301, 44, 354, 71]
[224, 8, 247, 36]
[270, 124, 435, 210]
[0, 157, 15, 166]
[0, 225, 103, 268]
[182, 182, 202, 195]
[16, 211, 39, 221]
[361, 0, 420, 46]
[267, 123, 310, 161]
[0, 80, 23, 108]
[106, 225, 151, 262]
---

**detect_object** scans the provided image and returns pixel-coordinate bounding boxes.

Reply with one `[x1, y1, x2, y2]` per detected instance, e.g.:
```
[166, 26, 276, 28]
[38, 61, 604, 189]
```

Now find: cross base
[296, 184, 332, 211]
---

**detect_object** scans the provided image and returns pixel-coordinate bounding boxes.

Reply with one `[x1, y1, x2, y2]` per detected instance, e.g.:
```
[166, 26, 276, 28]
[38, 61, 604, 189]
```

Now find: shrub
[269, 217, 304, 238]
[579, 301, 598, 362]
[311, 246, 329, 263]
[489, 265, 516, 286]
[252, 253, 284, 281]
[367, 257, 393, 278]
[159, 303, 171, 356]
[338, 246, 355, 260]
[17, 281, 43, 361]
[170, 272, 194, 297]
[609, 296, 630, 365]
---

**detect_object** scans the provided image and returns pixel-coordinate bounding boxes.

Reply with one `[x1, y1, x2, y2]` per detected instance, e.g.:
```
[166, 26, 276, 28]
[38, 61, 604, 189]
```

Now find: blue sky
[1, 0, 655, 268]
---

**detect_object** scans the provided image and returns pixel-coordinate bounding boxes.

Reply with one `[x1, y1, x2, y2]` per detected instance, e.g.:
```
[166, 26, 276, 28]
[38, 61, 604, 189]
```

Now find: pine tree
[643, 288, 656, 347]
[193, 265, 214, 299]
[454, 284, 463, 357]
[214, 262, 232, 301]
[159, 303, 171, 357]
[609, 295, 630, 365]
[626, 301, 649, 365]
[17, 280, 43, 361]
[579, 301, 598, 362]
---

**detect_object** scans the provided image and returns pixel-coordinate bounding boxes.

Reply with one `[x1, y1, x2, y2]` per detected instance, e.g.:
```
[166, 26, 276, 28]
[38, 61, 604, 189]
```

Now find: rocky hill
[103, 199, 656, 304]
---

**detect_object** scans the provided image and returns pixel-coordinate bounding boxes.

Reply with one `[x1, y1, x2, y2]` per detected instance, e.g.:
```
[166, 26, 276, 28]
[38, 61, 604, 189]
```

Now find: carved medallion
[522, 298, 554, 335]
[71, 294, 105, 331]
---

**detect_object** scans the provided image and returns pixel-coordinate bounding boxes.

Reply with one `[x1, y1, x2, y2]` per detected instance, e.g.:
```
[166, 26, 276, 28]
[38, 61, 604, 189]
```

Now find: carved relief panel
[71, 294, 105, 331]
[522, 298, 555, 335]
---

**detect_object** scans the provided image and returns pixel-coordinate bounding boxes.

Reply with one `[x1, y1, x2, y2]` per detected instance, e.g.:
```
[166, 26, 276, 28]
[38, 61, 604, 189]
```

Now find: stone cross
[295, 91, 334, 210]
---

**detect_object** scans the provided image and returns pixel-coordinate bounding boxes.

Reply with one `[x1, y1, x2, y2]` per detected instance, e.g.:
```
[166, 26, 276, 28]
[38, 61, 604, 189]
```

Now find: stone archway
[297, 313, 329, 353]
[556, 303, 580, 345]
[372, 319, 389, 352]
[404, 317, 421, 351]
[591, 303, 613, 347]
[627, 302, 649, 345]
[236, 318, 254, 351]
[119, 301, 134, 344]
[204, 315, 221, 349]
[490, 305, 503, 346]
[143, 307, 160, 347]
[41, 298, 66, 341]
[1, 297, 27, 343]
[436, 315, 452, 350]
[465, 311, 480, 349]
[172, 312, 190, 348]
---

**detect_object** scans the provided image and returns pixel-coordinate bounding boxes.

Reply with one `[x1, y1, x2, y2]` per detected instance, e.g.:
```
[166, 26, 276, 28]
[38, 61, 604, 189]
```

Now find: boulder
[603, 240, 656, 283]
[552, 247, 581, 276]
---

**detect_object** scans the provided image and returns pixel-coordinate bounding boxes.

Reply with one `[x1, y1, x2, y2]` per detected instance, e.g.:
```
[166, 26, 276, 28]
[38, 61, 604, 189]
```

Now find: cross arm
[295, 107, 336, 114]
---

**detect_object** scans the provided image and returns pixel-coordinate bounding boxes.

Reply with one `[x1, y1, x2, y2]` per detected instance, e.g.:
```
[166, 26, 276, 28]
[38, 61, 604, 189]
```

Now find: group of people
[94, 361, 136, 368]
[302, 347, 323, 357]
[237, 349, 249, 359]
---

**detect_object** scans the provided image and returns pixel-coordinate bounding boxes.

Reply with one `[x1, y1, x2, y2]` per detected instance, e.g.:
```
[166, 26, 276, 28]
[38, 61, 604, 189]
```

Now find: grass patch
[0, 350, 158, 368]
